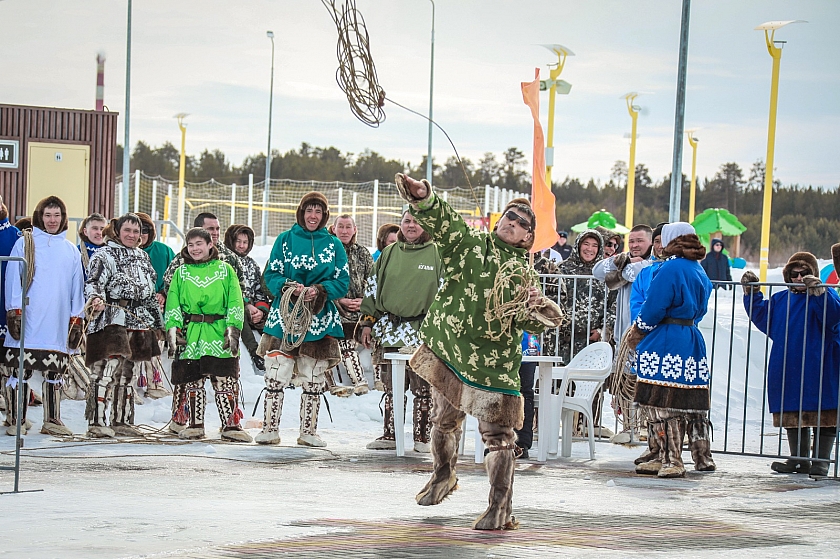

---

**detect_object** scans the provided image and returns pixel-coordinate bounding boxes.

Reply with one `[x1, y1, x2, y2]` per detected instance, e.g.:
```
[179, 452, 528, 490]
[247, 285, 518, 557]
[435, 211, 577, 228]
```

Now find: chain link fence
[116, 172, 523, 247]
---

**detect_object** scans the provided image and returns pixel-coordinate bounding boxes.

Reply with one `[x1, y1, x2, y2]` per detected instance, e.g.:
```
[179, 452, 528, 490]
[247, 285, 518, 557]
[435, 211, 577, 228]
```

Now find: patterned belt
[661, 317, 694, 326]
[185, 313, 225, 323]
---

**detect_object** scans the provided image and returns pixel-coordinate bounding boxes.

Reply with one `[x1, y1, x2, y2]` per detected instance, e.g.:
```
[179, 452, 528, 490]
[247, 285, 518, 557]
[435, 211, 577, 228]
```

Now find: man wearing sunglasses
[394, 173, 563, 531]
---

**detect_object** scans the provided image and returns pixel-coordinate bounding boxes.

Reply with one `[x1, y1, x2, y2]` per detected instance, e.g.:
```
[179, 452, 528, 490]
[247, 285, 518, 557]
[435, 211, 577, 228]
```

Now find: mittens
[222, 326, 241, 358]
[740, 271, 761, 295]
[6, 310, 21, 340]
[801, 275, 825, 297]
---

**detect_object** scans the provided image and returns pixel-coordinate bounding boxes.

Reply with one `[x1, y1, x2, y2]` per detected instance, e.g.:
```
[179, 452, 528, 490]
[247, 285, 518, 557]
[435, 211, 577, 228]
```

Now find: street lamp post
[755, 20, 805, 282]
[175, 113, 188, 235]
[121, 0, 132, 215]
[686, 130, 699, 222]
[262, 30, 275, 246]
[540, 44, 574, 188]
[622, 92, 641, 233]
[425, 0, 435, 183]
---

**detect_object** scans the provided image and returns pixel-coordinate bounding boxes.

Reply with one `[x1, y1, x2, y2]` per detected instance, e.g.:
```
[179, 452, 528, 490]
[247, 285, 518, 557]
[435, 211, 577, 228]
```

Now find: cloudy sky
[2, 0, 838, 188]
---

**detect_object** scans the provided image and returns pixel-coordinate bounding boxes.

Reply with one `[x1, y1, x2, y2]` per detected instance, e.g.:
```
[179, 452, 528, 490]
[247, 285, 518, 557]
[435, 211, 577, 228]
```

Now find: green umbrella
[571, 209, 630, 234]
[691, 208, 747, 237]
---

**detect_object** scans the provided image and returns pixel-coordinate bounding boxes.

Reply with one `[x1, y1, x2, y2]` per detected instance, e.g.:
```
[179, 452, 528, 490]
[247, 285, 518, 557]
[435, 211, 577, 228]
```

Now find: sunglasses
[141, 227, 152, 235]
[504, 210, 532, 232]
[605, 241, 619, 248]
[790, 269, 807, 279]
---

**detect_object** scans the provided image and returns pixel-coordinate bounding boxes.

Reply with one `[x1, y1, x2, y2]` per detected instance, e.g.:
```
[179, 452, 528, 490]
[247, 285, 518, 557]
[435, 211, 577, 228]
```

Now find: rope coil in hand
[484, 257, 542, 341]
[278, 285, 314, 353]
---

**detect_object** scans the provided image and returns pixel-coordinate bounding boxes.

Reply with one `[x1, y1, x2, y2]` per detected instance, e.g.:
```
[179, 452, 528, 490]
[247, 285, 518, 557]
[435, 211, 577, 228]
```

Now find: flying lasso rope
[320, 0, 483, 214]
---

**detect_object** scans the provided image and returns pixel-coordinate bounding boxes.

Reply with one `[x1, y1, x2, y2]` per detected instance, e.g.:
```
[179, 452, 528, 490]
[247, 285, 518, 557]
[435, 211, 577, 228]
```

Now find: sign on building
[0, 140, 19, 169]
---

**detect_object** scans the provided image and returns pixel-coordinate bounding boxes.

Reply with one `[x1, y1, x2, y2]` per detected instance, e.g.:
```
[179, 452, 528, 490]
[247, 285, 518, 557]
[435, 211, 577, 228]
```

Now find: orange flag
[521, 68, 559, 253]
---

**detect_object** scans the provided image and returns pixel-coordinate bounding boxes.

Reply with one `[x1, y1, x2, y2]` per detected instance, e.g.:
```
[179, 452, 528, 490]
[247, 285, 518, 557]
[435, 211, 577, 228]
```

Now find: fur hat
[496, 197, 536, 251]
[783, 251, 819, 284]
[32, 196, 68, 234]
[376, 223, 400, 252]
[296, 191, 330, 230]
[136, 212, 156, 248]
[224, 224, 254, 256]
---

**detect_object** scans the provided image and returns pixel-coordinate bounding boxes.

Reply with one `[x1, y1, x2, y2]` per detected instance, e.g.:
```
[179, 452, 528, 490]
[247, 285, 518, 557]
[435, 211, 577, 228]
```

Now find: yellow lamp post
[686, 129, 699, 222]
[755, 20, 805, 282]
[622, 92, 641, 233]
[539, 44, 574, 187]
[175, 113, 189, 235]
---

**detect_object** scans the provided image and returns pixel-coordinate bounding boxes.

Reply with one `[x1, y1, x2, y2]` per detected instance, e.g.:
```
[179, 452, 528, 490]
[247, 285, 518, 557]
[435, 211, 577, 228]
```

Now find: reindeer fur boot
[635, 421, 664, 475]
[416, 426, 460, 506]
[473, 445, 519, 531]
[657, 417, 686, 478]
[687, 416, 716, 471]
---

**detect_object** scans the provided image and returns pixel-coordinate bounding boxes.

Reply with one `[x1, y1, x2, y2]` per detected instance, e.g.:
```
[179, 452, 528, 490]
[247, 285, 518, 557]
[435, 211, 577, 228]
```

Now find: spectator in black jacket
[700, 238, 732, 289]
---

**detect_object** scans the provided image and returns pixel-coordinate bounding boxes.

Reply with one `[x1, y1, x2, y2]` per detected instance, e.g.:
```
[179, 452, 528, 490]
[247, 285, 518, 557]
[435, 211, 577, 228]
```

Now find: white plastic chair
[548, 342, 613, 459]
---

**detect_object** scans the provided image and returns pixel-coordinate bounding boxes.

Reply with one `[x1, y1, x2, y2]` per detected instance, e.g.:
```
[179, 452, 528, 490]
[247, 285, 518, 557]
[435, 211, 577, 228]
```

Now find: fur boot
[169, 383, 188, 434]
[687, 416, 716, 471]
[255, 378, 284, 445]
[413, 395, 432, 453]
[179, 381, 206, 440]
[86, 358, 120, 438]
[373, 364, 384, 392]
[40, 371, 73, 436]
[341, 342, 369, 396]
[809, 433, 835, 478]
[366, 391, 398, 450]
[634, 420, 662, 465]
[416, 426, 460, 506]
[144, 357, 170, 399]
[657, 417, 686, 478]
[635, 421, 664, 475]
[298, 383, 326, 447]
[111, 385, 142, 437]
[213, 376, 252, 443]
[3, 379, 31, 436]
[473, 445, 519, 531]
[771, 427, 811, 474]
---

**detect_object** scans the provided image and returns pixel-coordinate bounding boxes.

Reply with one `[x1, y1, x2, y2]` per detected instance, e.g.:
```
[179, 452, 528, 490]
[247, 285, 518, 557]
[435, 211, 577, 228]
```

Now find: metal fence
[544, 272, 839, 478]
[115, 172, 523, 247]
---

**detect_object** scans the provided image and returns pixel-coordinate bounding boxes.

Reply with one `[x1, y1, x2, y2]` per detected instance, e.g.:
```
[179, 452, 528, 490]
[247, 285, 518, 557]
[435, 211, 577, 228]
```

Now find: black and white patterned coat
[85, 241, 164, 334]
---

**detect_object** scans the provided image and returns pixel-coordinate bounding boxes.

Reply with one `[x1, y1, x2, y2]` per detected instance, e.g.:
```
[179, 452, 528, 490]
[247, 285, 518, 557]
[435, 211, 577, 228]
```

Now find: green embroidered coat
[412, 193, 548, 395]
[263, 223, 349, 342]
[164, 257, 245, 360]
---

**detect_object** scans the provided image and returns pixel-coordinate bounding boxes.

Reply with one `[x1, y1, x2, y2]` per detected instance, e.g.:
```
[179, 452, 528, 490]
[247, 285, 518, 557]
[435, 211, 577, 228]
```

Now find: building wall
[0, 104, 118, 220]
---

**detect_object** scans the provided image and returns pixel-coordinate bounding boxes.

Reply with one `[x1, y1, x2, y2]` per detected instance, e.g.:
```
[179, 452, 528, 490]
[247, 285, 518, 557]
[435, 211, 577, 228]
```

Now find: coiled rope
[320, 0, 482, 213]
[278, 286, 314, 353]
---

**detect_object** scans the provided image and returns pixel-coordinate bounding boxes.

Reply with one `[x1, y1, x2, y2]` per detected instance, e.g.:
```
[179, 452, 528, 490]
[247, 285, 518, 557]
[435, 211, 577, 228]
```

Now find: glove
[801, 275, 825, 297]
[167, 327, 186, 358]
[624, 325, 646, 352]
[612, 252, 631, 272]
[67, 317, 84, 350]
[222, 326, 241, 357]
[6, 310, 21, 340]
[740, 271, 761, 295]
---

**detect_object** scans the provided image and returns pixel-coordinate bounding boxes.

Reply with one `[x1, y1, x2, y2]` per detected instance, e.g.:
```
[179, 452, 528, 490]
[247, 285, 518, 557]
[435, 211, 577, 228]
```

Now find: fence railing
[115, 172, 523, 247]
[538, 273, 839, 478]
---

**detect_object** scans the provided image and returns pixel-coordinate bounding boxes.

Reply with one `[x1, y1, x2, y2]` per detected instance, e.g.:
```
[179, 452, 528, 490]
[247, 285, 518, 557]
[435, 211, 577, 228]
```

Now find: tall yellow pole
[544, 54, 565, 187]
[176, 114, 187, 235]
[624, 94, 640, 234]
[687, 132, 699, 222]
[758, 31, 783, 283]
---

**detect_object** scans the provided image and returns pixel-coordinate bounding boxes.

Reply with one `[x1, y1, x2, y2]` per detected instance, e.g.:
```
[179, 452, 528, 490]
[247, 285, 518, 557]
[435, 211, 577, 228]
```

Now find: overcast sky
[1, 0, 838, 188]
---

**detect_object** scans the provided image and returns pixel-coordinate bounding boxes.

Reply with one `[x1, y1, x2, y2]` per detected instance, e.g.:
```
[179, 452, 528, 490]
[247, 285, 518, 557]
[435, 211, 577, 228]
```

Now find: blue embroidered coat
[263, 223, 349, 342]
[634, 256, 713, 396]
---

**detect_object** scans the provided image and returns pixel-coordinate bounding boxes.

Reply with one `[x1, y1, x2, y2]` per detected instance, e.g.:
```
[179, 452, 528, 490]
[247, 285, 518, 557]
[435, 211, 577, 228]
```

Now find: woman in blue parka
[742, 251, 840, 477]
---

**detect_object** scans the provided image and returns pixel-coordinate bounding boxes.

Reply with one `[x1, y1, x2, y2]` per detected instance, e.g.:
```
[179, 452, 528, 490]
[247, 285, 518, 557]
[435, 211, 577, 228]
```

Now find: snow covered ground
[2, 257, 839, 557]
